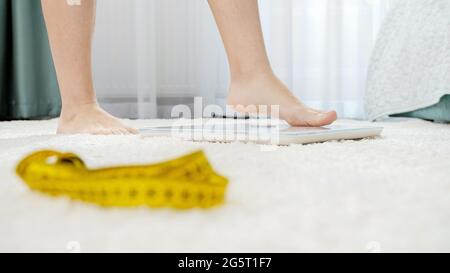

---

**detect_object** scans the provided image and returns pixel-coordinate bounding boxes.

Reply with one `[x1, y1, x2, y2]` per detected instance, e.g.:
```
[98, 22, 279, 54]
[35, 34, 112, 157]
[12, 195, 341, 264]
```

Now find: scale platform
[140, 120, 383, 145]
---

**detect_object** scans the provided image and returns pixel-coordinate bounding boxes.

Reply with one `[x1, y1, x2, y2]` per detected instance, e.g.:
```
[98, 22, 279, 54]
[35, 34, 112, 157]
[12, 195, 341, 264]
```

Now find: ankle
[230, 67, 275, 86]
[60, 102, 100, 120]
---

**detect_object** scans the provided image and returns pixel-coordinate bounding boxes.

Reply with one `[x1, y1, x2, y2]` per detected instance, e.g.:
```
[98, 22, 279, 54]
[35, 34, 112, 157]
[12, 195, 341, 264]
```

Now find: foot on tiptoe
[228, 73, 337, 127]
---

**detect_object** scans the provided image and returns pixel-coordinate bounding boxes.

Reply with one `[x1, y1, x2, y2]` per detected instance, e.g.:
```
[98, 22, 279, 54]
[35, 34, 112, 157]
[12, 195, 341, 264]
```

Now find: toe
[287, 108, 337, 127]
[324, 110, 338, 124]
[310, 111, 338, 127]
[118, 128, 130, 135]
[112, 129, 126, 135]
[93, 128, 113, 135]
[126, 127, 139, 135]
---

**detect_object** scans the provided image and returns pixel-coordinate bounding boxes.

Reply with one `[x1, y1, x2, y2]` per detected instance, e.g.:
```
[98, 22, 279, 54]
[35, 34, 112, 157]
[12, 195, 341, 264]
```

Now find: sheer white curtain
[93, 0, 394, 119]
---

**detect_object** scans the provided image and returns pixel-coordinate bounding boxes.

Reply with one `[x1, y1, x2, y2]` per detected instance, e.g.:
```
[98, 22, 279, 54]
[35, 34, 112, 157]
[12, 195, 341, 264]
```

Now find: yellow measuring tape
[16, 150, 228, 209]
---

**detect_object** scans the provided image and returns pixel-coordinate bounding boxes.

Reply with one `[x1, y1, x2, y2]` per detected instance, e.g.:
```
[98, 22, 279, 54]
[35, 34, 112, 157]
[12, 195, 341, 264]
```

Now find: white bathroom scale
[140, 120, 383, 145]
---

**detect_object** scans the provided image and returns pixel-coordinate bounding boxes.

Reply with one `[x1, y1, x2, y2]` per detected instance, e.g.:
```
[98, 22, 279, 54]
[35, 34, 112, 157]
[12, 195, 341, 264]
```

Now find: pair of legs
[41, 0, 337, 135]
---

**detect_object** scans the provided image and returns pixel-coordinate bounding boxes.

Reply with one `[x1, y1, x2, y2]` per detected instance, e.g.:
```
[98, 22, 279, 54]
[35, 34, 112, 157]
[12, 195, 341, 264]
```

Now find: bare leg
[41, 0, 137, 134]
[208, 0, 337, 126]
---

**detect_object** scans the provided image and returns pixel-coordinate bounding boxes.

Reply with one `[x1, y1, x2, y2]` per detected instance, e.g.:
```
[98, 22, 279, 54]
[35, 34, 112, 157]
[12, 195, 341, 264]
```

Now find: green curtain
[0, 0, 60, 120]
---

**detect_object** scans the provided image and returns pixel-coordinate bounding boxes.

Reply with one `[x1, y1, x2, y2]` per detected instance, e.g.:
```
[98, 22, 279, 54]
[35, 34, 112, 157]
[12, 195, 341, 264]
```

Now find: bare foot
[228, 73, 337, 127]
[57, 103, 138, 135]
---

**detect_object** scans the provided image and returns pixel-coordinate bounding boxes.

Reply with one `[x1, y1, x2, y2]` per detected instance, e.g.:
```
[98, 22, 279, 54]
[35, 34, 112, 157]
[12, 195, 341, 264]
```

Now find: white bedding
[0, 119, 449, 252]
[365, 0, 450, 120]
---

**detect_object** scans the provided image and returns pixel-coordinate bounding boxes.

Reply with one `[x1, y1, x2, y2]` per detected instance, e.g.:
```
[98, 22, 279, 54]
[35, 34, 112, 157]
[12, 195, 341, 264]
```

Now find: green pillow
[392, 95, 450, 123]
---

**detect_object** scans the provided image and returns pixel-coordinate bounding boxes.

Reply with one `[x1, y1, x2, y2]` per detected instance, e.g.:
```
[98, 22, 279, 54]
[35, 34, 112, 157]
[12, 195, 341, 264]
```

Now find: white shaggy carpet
[0, 118, 449, 253]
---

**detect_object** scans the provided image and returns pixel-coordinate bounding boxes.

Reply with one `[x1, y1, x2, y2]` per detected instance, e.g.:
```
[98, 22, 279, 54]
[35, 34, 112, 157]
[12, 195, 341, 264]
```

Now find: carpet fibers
[0, 119, 449, 252]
